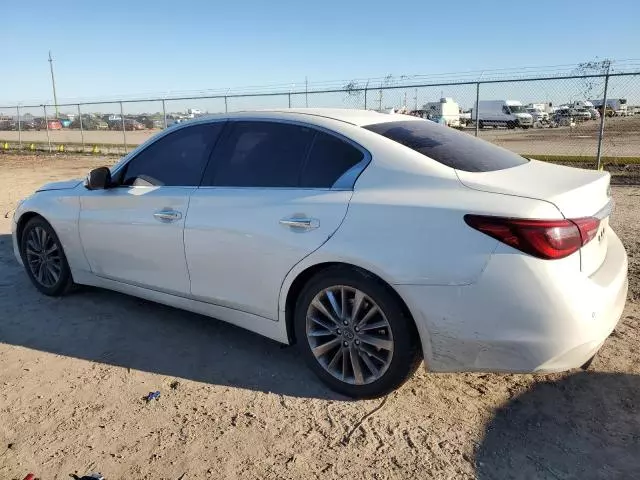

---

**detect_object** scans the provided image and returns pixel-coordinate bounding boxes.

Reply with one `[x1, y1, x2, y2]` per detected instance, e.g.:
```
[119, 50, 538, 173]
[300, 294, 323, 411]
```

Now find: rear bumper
[397, 227, 628, 373]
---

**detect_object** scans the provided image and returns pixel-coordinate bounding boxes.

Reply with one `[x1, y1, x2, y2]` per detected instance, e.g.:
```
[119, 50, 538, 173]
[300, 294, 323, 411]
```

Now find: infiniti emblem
[343, 330, 355, 340]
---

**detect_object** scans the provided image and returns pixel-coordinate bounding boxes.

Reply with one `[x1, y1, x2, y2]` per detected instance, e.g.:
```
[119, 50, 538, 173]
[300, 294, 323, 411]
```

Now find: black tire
[19, 216, 74, 296]
[478, 120, 484, 129]
[507, 121, 516, 129]
[294, 266, 422, 399]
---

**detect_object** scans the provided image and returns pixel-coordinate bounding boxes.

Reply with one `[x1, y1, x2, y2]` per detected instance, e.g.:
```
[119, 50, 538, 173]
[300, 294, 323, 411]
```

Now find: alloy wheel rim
[25, 226, 62, 288]
[306, 285, 394, 385]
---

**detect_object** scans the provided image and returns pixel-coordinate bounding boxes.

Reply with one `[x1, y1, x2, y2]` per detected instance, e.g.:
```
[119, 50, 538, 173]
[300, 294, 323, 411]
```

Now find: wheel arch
[281, 260, 430, 364]
[16, 211, 45, 245]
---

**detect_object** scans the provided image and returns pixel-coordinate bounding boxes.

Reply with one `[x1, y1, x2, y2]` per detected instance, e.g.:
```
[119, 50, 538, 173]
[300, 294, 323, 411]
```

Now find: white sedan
[12, 109, 628, 398]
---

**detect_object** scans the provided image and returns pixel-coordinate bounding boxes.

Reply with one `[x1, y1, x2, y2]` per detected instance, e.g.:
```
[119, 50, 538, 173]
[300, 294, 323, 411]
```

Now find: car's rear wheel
[20, 216, 73, 296]
[294, 267, 421, 398]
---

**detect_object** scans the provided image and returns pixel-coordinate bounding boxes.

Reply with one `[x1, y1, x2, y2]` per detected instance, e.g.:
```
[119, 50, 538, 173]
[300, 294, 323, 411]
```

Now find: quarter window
[121, 123, 223, 186]
[301, 132, 364, 188]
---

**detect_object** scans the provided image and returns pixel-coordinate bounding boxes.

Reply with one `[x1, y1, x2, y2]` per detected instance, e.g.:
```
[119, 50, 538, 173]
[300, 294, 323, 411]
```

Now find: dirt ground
[0, 155, 638, 480]
[2, 115, 640, 158]
[476, 115, 640, 157]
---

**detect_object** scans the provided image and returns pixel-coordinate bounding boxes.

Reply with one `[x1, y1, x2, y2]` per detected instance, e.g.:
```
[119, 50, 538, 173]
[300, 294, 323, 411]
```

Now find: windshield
[364, 120, 529, 172]
[507, 105, 526, 113]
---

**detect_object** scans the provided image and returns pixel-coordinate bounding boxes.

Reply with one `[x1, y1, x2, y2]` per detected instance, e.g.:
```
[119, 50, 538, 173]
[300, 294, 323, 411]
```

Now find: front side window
[364, 119, 529, 172]
[121, 123, 223, 186]
[210, 121, 314, 187]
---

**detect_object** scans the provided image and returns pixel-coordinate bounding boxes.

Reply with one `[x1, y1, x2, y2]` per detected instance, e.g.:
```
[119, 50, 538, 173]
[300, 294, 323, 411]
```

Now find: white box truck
[422, 97, 461, 128]
[477, 100, 533, 129]
[588, 98, 628, 116]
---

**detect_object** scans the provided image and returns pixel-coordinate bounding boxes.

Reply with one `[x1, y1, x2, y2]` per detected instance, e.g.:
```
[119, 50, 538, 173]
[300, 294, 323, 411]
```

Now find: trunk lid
[456, 159, 612, 275]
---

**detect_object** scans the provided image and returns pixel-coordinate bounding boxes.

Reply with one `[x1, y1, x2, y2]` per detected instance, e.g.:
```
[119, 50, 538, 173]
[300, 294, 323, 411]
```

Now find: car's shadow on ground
[0, 234, 342, 400]
[476, 371, 640, 479]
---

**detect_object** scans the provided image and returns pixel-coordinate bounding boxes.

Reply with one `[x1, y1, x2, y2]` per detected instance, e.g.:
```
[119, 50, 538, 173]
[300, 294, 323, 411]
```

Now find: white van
[478, 100, 533, 129]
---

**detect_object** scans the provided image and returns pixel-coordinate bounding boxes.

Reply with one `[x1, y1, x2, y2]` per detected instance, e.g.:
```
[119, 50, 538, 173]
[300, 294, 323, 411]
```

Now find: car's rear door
[79, 122, 224, 295]
[184, 120, 368, 320]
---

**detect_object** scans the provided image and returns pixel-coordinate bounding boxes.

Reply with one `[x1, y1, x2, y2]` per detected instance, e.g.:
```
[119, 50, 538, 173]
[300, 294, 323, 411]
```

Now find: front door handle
[153, 209, 182, 222]
[279, 217, 320, 230]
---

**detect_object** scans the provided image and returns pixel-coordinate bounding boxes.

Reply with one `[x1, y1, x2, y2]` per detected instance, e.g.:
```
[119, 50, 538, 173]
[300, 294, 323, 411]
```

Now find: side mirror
[85, 167, 112, 190]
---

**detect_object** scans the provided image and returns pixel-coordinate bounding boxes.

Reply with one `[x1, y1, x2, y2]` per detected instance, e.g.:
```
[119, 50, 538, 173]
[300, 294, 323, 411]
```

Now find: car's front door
[79, 122, 224, 295]
[184, 120, 368, 320]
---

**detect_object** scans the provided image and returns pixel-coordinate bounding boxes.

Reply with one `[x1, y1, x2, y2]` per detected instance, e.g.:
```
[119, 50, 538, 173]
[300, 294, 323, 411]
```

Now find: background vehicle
[590, 98, 628, 116]
[526, 107, 549, 124]
[34, 118, 63, 130]
[551, 108, 576, 127]
[70, 116, 109, 130]
[477, 100, 533, 129]
[12, 109, 627, 399]
[422, 98, 461, 128]
[124, 119, 145, 130]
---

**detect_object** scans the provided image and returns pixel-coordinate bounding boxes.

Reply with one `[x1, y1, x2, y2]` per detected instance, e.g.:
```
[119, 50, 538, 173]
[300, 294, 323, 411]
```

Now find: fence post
[43, 105, 52, 153]
[288, 92, 292, 108]
[595, 70, 610, 170]
[224, 96, 228, 113]
[120, 101, 127, 154]
[77, 104, 85, 152]
[364, 80, 369, 110]
[16, 106, 21, 148]
[474, 82, 481, 137]
[162, 99, 167, 129]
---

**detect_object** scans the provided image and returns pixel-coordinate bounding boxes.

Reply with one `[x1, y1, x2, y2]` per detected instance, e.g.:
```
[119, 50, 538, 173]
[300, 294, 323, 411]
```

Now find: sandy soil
[0, 155, 638, 480]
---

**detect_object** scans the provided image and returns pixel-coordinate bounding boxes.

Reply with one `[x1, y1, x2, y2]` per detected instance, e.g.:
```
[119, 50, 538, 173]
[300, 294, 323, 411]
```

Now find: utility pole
[48, 51, 59, 117]
[305, 76, 309, 107]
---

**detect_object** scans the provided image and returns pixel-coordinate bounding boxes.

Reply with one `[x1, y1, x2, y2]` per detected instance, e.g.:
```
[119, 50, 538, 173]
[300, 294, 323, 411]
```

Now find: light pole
[48, 51, 59, 118]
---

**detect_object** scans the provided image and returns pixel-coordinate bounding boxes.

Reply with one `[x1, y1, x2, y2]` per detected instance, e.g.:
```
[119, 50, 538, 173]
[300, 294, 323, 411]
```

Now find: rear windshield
[363, 119, 529, 172]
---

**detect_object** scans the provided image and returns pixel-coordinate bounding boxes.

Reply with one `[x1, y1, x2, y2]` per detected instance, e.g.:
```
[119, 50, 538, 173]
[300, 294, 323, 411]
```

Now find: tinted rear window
[363, 120, 529, 172]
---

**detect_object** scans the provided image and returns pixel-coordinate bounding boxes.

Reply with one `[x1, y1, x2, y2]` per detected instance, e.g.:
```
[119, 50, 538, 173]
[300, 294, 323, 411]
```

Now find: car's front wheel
[20, 216, 73, 296]
[294, 267, 421, 398]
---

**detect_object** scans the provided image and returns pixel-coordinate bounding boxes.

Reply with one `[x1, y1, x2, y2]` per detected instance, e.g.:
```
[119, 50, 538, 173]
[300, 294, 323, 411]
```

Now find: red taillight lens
[572, 217, 600, 245]
[464, 215, 600, 260]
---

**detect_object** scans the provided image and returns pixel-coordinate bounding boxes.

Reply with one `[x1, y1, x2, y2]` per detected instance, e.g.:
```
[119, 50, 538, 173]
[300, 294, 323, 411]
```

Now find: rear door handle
[279, 217, 320, 230]
[153, 209, 182, 222]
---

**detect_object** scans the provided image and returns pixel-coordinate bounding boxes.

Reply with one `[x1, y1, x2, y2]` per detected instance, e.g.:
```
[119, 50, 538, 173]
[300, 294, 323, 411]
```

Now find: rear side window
[122, 123, 223, 186]
[364, 120, 529, 172]
[211, 121, 314, 187]
[301, 132, 364, 188]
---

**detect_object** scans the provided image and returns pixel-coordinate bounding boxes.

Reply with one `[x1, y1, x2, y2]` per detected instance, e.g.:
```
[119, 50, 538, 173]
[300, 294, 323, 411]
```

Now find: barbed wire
[2, 58, 640, 107]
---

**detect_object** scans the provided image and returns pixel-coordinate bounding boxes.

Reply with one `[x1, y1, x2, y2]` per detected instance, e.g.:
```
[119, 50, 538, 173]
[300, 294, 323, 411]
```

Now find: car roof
[207, 108, 421, 127]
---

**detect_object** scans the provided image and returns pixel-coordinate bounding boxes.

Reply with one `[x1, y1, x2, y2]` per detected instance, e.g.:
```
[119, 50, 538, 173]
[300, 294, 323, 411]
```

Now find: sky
[1, 0, 639, 108]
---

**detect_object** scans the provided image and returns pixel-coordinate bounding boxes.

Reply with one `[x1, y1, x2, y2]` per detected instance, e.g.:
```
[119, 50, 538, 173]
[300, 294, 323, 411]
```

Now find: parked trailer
[477, 100, 533, 129]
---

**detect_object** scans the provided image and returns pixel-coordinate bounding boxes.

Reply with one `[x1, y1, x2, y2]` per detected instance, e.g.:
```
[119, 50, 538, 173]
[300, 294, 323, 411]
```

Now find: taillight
[464, 215, 601, 260]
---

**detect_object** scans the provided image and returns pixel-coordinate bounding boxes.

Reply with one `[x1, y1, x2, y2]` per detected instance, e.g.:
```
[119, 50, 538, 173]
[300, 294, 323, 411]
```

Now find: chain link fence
[0, 72, 638, 167]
